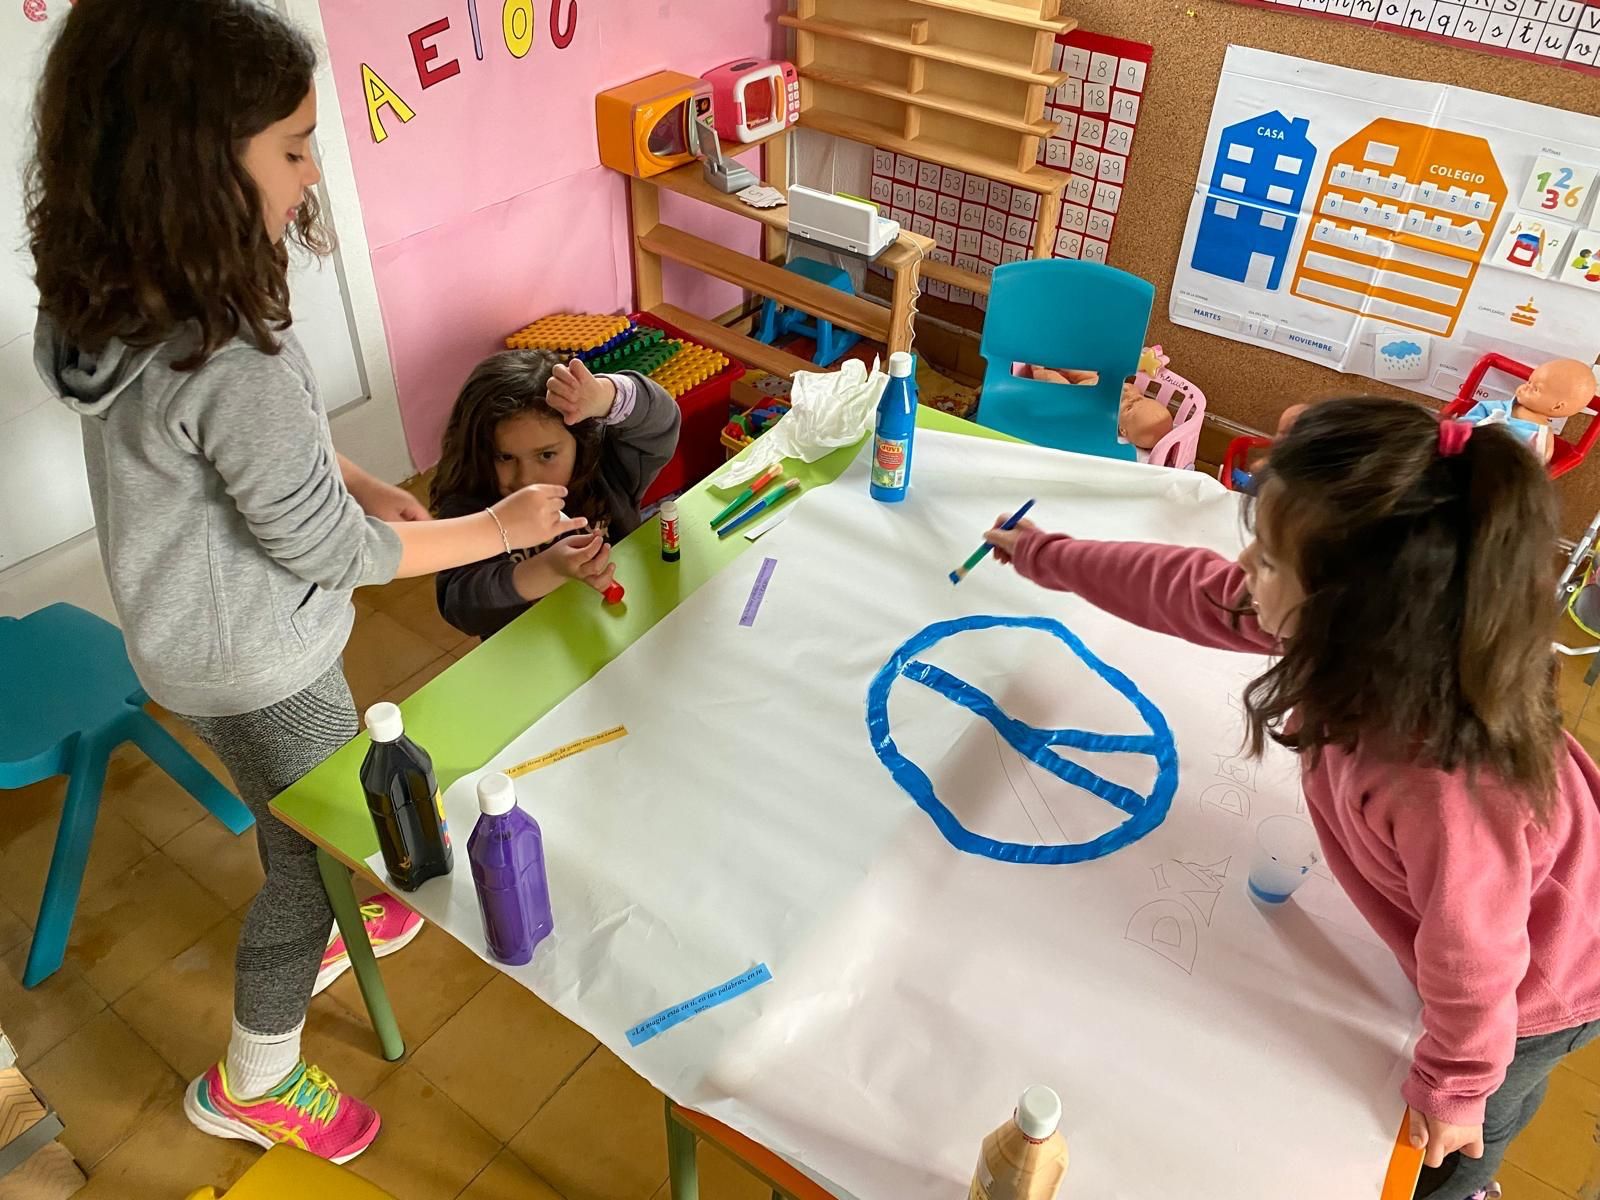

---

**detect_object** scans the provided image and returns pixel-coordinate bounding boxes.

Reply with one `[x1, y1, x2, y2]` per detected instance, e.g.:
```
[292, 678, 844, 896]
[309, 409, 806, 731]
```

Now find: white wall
[0, 538, 114, 623]
[0, 5, 95, 578]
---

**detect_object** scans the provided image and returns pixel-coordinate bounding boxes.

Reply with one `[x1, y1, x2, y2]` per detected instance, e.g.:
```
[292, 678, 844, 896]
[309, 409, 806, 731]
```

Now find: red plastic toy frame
[1220, 435, 1273, 493]
[1438, 353, 1600, 480]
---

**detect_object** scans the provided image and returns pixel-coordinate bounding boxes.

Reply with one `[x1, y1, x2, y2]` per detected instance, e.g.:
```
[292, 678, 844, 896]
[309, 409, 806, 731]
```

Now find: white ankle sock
[225, 1019, 304, 1100]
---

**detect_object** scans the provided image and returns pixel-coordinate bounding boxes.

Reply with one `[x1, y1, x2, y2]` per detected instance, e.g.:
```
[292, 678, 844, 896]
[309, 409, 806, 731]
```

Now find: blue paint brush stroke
[625, 964, 773, 1047]
[866, 616, 1178, 864]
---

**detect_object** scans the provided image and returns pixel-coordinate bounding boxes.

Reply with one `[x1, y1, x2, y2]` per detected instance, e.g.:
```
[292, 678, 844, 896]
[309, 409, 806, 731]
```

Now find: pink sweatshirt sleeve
[1011, 534, 1277, 654]
[1383, 774, 1533, 1125]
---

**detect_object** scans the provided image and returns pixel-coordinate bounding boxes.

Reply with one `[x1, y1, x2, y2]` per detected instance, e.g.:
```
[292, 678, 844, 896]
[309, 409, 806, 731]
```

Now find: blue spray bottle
[870, 351, 917, 503]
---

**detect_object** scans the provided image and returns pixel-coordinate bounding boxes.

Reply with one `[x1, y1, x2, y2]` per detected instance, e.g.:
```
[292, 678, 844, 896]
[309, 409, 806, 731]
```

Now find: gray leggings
[181, 664, 357, 1036]
[1415, 1018, 1600, 1198]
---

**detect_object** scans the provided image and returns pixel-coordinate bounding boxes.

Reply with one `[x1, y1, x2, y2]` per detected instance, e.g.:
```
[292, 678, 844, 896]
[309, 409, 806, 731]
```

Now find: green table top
[271, 407, 1008, 868]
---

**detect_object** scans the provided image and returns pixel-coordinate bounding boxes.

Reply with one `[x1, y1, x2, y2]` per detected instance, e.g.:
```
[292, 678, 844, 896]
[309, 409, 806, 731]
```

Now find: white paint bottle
[968, 1086, 1069, 1200]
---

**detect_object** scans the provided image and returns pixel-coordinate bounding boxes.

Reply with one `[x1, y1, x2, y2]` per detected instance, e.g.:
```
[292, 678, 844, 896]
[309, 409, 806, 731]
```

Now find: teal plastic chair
[0, 604, 252, 987]
[977, 259, 1155, 460]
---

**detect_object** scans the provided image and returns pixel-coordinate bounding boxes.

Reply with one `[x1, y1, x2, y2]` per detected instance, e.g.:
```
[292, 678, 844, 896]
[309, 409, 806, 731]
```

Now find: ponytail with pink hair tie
[1438, 419, 1473, 458]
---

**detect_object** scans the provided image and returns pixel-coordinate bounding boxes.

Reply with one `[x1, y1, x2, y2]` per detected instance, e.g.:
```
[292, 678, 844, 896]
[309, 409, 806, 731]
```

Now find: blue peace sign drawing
[866, 615, 1178, 864]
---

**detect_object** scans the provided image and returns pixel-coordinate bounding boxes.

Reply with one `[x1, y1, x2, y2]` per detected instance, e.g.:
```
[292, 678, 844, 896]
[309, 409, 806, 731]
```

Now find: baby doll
[1020, 347, 1174, 452]
[1117, 347, 1175, 452]
[1460, 358, 1597, 461]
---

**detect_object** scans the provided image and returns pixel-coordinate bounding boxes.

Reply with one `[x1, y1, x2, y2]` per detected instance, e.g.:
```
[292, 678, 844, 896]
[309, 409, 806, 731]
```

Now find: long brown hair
[26, 0, 330, 371]
[430, 351, 606, 525]
[1241, 396, 1561, 813]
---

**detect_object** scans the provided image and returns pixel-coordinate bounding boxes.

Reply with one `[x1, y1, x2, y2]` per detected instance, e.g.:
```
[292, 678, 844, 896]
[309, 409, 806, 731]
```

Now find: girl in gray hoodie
[27, 0, 583, 1162]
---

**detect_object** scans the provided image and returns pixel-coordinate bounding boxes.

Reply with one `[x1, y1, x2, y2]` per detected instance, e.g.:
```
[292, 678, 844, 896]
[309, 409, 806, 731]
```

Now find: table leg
[665, 1098, 701, 1200]
[317, 849, 405, 1061]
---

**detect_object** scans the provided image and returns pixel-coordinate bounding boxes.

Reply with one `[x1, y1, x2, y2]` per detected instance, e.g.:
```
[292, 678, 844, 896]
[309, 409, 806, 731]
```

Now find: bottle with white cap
[870, 350, 918, 503]
[468, 772, 554, 965]
[359, 702, 453, 891]
[968, 1085, 1069, 1200]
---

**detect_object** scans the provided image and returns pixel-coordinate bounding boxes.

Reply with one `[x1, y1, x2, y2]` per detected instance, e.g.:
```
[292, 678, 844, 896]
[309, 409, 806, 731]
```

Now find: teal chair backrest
[977, 259, 1155, 460]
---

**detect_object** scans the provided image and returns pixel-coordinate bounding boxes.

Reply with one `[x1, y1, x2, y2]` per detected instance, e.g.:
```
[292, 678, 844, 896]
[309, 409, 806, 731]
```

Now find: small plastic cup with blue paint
[1248, 815, 1321, 904]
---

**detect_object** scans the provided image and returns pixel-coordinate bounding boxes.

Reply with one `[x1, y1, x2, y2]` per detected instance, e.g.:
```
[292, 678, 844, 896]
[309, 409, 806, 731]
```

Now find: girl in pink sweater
[986, 397, 1600, 1200]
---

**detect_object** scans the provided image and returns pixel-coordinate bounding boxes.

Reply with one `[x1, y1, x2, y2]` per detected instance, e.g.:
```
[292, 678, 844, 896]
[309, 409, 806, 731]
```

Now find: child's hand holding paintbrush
[981, 512, 1042, 567]
[948, 499, 1037, 584]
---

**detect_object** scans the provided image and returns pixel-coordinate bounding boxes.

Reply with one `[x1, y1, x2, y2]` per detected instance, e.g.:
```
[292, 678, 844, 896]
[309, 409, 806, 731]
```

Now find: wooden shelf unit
[652, 303, 814, 380]
[919, 257, 993, 295]
[777, 15, 1067, 86]
[791, 0, 1075, 180]
[624, 140, 935, 378]
[903, 0, 1072, 31]
[800, 66, 1059, 137]
[801, 111, 1068, 197]
[640, 225, 895, 344]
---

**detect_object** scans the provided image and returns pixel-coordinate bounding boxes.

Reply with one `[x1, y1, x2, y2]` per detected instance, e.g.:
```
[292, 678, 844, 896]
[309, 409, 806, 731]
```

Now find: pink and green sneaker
[184, 1061, 380, 1163]
[313, 894, 424, 996]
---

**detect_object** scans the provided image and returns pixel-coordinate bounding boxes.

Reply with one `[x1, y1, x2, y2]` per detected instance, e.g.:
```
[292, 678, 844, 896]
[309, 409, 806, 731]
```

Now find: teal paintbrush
[949, 498, 1036, 584]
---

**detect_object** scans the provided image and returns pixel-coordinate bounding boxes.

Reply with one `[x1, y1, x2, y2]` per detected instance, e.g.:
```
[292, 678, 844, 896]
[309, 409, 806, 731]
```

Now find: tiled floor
[0, 563, 773, 1200]
[3, 537, 1600, 1197]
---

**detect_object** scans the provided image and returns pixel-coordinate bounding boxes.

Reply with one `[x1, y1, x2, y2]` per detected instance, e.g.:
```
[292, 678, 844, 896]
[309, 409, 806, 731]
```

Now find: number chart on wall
[1224, 0, 1600, 77]
[1170, 46, 1600, 400]
[867, 31, 1152, 314]
[1038, 32, 1153, 264]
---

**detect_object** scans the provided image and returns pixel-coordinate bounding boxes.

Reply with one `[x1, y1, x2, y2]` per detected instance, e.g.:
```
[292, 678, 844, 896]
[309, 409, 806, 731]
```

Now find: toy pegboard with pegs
[505, 313, 632, 354]
[588, 326, 682, 377]
[649, 340, 730, 399]
[866, 30, 1153, 317]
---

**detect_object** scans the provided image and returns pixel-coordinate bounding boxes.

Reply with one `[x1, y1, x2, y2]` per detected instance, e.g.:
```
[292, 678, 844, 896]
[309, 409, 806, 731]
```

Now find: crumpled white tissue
[713, 358, 888, 489]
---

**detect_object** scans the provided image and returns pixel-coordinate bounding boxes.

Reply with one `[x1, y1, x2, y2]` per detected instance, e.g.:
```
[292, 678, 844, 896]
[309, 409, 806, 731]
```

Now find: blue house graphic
[1190, 112, 1316, 292]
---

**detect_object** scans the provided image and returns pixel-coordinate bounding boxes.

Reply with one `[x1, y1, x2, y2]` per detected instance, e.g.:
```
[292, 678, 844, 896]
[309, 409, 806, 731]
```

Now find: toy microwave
[596, 70, 714, 179]
[702, 58, 799, 143]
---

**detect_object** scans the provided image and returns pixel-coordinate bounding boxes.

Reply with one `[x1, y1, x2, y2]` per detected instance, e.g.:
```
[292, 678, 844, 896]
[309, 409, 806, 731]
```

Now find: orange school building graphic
[1291, 118, 1507, 338]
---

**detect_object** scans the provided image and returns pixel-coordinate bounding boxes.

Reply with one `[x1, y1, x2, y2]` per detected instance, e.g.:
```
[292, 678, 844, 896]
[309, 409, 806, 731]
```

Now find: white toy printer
[787, 184, 901, 260]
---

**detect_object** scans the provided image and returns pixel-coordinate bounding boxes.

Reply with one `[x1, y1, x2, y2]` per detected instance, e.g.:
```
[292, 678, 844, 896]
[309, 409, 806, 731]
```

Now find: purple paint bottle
[469, 773, 554, 965]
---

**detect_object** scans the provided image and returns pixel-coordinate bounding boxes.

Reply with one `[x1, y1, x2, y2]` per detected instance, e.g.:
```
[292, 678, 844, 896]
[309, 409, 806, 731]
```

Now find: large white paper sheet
[374, 432, 1419, 1199]
[1171, 46, 1600, 401]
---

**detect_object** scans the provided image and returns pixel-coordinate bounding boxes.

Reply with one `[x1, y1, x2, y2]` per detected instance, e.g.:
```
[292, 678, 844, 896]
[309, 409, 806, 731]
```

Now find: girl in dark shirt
[431, 350, 680, 639]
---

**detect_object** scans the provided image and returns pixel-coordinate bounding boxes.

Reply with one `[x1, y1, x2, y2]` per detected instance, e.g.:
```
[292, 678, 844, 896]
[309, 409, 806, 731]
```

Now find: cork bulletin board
[888, 0, 1600, 529]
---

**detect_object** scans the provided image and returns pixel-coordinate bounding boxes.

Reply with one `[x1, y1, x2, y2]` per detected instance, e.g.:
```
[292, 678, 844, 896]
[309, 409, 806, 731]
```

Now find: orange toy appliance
[596, 70, 714, 179]
[701, 58, 799, 143]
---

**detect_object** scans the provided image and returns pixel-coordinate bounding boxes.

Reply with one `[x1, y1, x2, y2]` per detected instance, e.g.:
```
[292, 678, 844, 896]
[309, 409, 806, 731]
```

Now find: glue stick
[660, 499, 680, 562]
